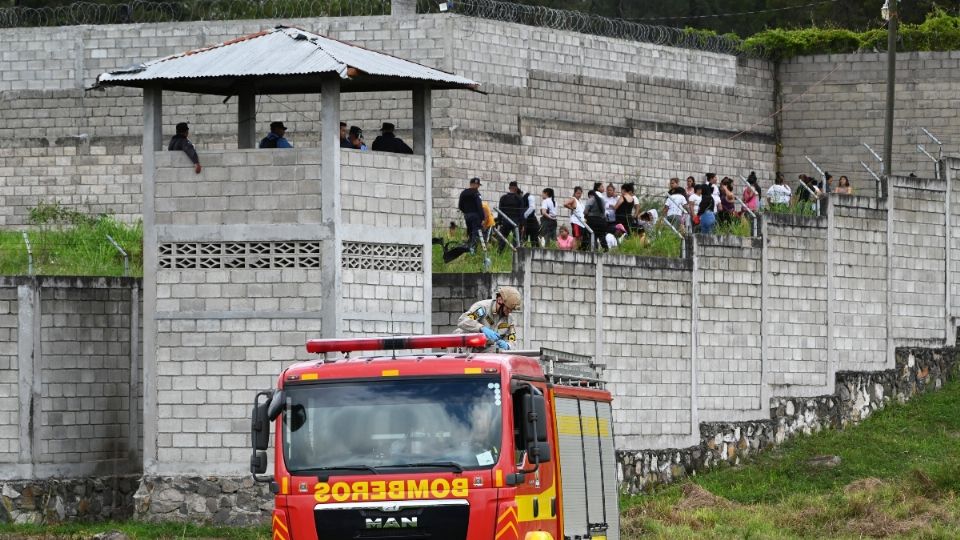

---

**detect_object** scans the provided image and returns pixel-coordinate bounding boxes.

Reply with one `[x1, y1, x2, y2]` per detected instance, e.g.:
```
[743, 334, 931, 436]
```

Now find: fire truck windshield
[282, 377, 503, 474]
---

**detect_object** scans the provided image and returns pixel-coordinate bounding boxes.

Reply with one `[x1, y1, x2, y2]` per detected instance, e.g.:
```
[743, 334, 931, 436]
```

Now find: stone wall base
[0, 476, 139, 524]
[618, 347, 959, 494]
[132, 476, 272, 526]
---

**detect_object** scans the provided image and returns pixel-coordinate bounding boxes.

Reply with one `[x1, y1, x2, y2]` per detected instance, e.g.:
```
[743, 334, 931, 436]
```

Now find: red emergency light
[305, 333, 487, 354]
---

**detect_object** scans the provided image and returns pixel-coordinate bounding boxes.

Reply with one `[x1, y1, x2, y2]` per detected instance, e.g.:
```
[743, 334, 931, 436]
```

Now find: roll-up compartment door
[597, 401, 619, 540]
[580, 400, 606, 535]
[555, 397, 587, 537]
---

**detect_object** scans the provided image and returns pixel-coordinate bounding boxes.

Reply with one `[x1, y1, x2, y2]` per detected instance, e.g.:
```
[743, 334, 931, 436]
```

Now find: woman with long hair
[540, 187, 558, 243]
[698, 184, 717, 234]
[614, 182, 636, 231]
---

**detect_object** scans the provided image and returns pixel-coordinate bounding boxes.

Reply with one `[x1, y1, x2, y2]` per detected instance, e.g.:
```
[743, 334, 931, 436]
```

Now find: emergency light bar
[305, 333, 487, 354]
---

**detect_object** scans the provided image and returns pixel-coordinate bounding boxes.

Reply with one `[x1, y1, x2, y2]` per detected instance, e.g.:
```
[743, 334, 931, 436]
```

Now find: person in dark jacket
[259, 121, 293, 149]
[339, 122, 351, 148]
[168, 122, 201, 174]
[497, 181, 525, 251]
[458, 177, 484, 250]
[371, 122, 413, 154]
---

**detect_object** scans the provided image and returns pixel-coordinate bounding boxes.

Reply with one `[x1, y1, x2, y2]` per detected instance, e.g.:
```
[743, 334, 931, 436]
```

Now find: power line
[629, 0, 841, 22]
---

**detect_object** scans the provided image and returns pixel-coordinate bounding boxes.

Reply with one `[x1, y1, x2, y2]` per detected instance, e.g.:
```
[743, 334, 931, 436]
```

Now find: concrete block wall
[39, 286, 135, 465]
[949, 160, 960, 337]
[341, 149, 425, 229]
[779, 51, 960, 194]
[525, 250, 597, 358]
[0, 277, 141, 480]
[155, 150, 322, 226]
[891, 176, 947, 345]
[0, 14, 776, 228]
[0, 287, 18, 463]
[832, 196, 889, 371]
[602, 256, 693, 448]
[695, 235, 763, 417]
[764, 215, 829, 392]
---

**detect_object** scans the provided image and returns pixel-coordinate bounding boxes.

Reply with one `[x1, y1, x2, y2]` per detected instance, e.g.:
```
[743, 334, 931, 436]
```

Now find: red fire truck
[250, 333, 620, 540]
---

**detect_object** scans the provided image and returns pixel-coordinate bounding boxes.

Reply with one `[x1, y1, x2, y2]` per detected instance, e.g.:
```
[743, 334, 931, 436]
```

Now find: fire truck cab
[250, 334, 620, 540]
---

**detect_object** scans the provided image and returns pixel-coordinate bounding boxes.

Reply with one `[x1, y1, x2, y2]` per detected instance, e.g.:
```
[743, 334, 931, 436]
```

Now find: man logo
[365, 517, 418, 529]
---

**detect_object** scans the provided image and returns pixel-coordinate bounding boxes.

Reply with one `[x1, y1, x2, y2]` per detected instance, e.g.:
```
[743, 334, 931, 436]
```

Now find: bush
[742, 9, 960, 60]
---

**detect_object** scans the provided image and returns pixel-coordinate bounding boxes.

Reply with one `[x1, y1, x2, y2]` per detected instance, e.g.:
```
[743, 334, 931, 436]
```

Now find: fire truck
[250, 333, 620, 540]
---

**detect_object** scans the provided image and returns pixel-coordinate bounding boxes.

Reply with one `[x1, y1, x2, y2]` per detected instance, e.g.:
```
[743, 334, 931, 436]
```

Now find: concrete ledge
[764, 212, 827, 229]
[0, 276, 142, 288]
[695, 234, 762, 249]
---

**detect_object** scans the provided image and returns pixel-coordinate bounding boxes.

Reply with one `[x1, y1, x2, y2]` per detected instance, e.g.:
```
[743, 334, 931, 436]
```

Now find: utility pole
[882, 0, 898, 197]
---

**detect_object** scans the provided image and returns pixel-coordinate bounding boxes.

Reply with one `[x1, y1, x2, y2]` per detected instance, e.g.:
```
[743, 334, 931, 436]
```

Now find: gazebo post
[320, 74, 342, 338]
[237, 91, 257, 149]
[412, 84, 433, 332]
[141, 83, 162, 473]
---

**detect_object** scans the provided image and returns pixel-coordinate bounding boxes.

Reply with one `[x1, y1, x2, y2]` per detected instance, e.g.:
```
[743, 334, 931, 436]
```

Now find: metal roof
[94, 26, 480, 95]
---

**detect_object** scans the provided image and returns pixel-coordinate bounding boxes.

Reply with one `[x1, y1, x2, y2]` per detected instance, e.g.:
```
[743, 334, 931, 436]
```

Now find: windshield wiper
[293, 465, 379, 480]
[376, 461, 465, 473]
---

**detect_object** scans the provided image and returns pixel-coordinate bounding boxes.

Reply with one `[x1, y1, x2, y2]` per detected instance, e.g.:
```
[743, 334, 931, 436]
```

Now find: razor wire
[420, 0, 765, 58]
[0, 0, 392, 28]
[1, 0, 764, 57]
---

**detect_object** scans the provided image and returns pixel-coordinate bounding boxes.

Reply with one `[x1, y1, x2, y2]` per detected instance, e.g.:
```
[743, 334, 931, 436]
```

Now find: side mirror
[521, 392, 551, 465]
[267, 390, 286, 421]
[250, 390, 273, 476]
[522, 393, 548, 443]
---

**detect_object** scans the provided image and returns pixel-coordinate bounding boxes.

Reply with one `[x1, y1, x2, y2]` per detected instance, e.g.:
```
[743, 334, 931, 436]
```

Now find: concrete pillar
[237, 92, 256, 149]
[320, 75, 342, 339]
[945, 159, 956, 345]
[689, 235, 700, 439]
[413, 85, 433, 331]
[141, 85, 161, 472]
[16, 283, 39, 479]
[128, 283, 140, 466]
[392, 0, 417, 16]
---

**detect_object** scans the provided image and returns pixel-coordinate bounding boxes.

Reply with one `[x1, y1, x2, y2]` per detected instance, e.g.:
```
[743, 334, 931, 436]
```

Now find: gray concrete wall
[779, 51, 960, 194]
[0, 277, 141, 480]
[0, 13, 775, 228]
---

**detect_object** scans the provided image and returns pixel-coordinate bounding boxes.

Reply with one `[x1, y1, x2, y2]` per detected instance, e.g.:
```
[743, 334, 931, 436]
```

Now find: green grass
[715, 216, 753, 238]
[0, 521, 269, 539]
[431, 229, 514, 274]
[623, 379, 960, 538]
[614, 226, 683, 258]
[764, 202, 819, 218]
[0, 217, 143, 277]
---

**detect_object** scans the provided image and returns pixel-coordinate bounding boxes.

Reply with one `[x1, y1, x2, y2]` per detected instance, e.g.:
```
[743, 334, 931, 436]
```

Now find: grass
[715, 215, 753, 238]
[764, 202, 819, 218]
[0, 210, 143, 277]
[431, 229, 514, 274]
[623, 379, 960, 539]
[614, 226, 683, 258]
[0, 521, 269, 539]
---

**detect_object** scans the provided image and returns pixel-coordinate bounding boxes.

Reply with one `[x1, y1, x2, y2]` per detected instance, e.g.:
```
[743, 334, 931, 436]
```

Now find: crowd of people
[456, 171, 855, 252]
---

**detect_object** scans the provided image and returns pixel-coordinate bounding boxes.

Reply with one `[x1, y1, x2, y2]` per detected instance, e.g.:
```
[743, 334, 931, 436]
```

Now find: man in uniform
[456, 286, 521, 352]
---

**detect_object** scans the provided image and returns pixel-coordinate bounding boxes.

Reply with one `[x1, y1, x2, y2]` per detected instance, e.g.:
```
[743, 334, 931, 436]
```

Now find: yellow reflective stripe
[464, 367, 482, 374]
[301, 373, 318, 380]
[556, 415, 610, 436]
[495, 469, 504, 487]
[382, 369, 399, 377]
[281, 477, 289, 494]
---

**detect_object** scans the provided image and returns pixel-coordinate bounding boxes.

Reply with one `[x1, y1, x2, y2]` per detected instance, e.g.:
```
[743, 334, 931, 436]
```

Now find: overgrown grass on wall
[0, 203, 143, 277]
[742, 9, 960, 60]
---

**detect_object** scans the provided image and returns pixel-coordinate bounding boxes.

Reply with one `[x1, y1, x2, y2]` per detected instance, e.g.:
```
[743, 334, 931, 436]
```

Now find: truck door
[500, 381, 559, 539]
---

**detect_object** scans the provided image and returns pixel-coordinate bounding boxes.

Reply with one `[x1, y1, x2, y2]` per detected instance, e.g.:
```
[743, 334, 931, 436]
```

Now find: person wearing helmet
[456, 286, 521, 352]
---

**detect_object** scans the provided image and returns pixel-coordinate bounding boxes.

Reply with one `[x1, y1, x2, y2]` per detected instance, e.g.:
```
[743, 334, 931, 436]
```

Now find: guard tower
[94, 26, 479, 479]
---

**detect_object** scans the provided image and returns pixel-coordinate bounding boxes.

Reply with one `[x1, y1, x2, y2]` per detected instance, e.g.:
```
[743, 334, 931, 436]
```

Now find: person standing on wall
[540, 188, 558, 243]
[259, 121, 293, 148]
[168, 122, 202, 174]
[497, 181, 525, 251]
[371, 122, 413, 154]
[458, 177, 484, 251]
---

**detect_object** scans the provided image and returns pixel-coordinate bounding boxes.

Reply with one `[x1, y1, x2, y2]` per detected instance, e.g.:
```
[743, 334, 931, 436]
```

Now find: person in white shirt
[604, 183, 618, 225]
[563, 186, 587, 249]
[663, 186, 688, 230]
[605, 223, 627, 249]
[687, 186, 702, 231]
[766, 173, 792, 205]
[706, 173, 721, 213]
[540, 188, 558, 243]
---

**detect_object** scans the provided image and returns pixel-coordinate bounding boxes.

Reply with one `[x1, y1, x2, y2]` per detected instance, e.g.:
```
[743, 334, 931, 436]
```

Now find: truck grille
[314, 500, 469, 540]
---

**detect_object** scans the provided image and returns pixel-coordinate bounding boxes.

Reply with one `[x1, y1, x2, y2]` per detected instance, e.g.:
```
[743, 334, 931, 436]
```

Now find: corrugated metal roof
[95, 26, 479, 93]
